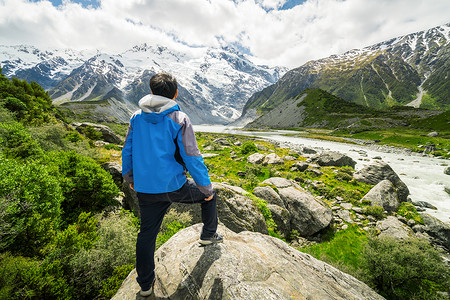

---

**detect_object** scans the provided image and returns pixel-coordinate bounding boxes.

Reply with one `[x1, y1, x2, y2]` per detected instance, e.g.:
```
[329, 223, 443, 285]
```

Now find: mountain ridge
[242, 23, 450, 120]
[0, 44, 286, 124]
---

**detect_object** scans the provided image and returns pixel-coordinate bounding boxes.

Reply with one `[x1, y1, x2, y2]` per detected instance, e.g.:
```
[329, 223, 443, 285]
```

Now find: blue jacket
[121, 94, 213, 196]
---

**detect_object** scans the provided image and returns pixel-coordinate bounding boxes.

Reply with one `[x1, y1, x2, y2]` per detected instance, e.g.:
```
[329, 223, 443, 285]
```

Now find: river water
[194, 125, 450, 223]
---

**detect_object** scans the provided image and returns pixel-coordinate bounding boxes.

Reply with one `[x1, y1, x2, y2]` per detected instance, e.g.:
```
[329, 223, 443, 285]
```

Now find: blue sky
[31, 0, 100, 8]
[2, 0, 450, 68]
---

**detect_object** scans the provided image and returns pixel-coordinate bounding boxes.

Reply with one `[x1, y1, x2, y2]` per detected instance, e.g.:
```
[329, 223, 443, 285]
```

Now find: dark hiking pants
[135, 180, 218, 291]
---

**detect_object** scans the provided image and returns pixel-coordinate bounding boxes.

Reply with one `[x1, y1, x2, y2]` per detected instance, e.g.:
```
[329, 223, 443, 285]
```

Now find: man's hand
[130, 183, 135, 191]
[204, 194, 213, 201]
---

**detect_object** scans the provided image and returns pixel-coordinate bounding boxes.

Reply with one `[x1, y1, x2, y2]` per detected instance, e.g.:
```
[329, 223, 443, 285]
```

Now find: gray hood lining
[138, 94, 177, 113]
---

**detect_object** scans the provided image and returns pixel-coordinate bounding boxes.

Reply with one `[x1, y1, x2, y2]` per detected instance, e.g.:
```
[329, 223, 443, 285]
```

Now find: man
[122, 72, 222, 297]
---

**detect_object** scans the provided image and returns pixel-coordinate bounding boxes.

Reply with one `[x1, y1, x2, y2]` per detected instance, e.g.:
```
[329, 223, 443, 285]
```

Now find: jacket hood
[138, 94, 180, 123]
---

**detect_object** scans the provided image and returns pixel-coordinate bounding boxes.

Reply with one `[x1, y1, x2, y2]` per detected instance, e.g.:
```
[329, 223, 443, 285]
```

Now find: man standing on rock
[122, 72, 222, 297]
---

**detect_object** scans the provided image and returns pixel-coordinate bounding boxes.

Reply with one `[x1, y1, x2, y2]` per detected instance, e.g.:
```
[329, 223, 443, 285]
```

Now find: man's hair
[150, 72, 178, 99]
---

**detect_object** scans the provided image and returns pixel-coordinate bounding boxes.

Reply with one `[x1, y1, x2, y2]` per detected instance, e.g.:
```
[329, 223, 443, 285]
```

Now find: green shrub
[241, 141, 258, 155]
[335, 170, 353, 182]
[98, 264, 134, 299]
[42, 151, 119, 224]
[79, 125, 102, 140]
[0, 158, 63, 256]
[0, 121, 43, 159]
[363, 205, 385, 220]
[103, 143, 121, 151]
[362, 237, 450, 299]
[68, 211, 138, 298]
[397, 202, 424, 224]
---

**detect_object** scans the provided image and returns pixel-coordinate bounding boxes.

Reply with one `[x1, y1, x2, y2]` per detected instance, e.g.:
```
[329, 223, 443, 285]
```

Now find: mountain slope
[243, 23, 450, 118]
[1, 44, 285, 124]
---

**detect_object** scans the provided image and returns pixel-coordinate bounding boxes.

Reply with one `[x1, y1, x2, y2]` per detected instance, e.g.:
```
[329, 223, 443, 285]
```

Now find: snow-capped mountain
[242, 23, 450, 117]
[0, 44, 286, 124]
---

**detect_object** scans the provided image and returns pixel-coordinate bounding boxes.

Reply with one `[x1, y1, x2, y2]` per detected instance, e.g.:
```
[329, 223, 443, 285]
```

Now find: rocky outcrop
[72, 122, 123, 144]
[247, 153, 265, 164]
[354, 161, 409, 202]
[101, 162, 123, 187]
[258, 177, 332, 236]
[262, 153, 284, 165]
[291, 161, 309, 172]
[113, 224, 384, 300]
[444, 166, 450, 175]
[376, 216, 415, 239]
[311, 151, 356, 168]
[361, 180, 400, 213]
[170, 182, 268, 235]
[420, 213, 450, 250]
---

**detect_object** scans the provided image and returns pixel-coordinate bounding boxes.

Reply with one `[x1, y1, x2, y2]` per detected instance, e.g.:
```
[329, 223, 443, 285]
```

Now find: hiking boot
[140, 278, 155, 297]
[199, 233, 223, 245]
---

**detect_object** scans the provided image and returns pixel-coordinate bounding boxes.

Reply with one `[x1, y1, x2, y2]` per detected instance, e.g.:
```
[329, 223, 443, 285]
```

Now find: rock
[423, 144, 436, 154]
[253, 186, 285, 208]
[445, 185, 450, 195]
[261, 177, 293, 189]
[302, 147, 317, 154]
[420, 213, 450, 250]
[122, 181, 140, 218]
[283, 155, 297, 161]
[427, 131, 439, 137]
[236, 171, 246, 177]
[411, 200, 437, 210]
[354, 161, 409, 202]
[291, 161, 309, 172]
[171, 182, 268, 235]
[113, 224, 384, 300]
[102, 162, 123, 187]
[263, 153, 284, 165]
[341, 202, 353, 210]
[307, 169, 323, 177]
[256, 144, 268, 151]
[444, 167, 450, 176]
[234, 141, 242, 146]
[247, 153, 265, 164]
[311, 151, 356, 168]
[213, 138, 231, 146]
[336, 209, 353, 223]
[267, 204, 291, 237]
[361, 180, 400, 213]
[376, 216, 415, 239]
[407, 219, 416, 227]
[278, 186, 332, 236]
[73, 122, 122, 144]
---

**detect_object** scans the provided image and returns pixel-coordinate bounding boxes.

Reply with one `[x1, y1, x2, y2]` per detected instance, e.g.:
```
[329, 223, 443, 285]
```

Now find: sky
[0, 0, 449, 68]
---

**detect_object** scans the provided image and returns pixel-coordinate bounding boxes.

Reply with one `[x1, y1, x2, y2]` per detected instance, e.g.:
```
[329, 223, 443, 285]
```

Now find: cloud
[0, 0, 449, 68]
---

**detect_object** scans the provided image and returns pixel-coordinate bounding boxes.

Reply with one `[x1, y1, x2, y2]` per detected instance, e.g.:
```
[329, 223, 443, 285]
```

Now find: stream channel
[194, 125, 450, 223]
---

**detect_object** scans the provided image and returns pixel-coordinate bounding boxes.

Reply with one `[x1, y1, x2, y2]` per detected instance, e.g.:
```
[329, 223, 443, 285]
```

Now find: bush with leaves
[41, 151, 119, 224]
[0, 121, 43, 160]
[0, 158, 63, 256]
[68, 211, 138, 298]
[240, 141, 258, 155]
[362, 236, 450, 299]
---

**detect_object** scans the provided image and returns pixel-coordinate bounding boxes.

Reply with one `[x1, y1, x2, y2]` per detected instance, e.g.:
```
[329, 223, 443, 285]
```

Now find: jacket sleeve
[121, 122, 134, 184]
[175, 115, 213, 197]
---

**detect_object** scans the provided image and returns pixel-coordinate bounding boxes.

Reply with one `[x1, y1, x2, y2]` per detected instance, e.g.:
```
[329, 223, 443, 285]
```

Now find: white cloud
[0, 0, 449, 68]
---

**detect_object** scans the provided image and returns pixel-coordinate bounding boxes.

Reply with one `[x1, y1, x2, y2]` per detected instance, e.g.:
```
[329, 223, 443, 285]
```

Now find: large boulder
[113, 224, 384, 300]
[354, 161, 409, 202]
[267, 204, 291, 237]
[102, 162, 123, 187]
[262, 153, 284, 165]
[376, 216, 415, 240]
[253, 186, 285, 208]
[444, 166, 450, 175]
[247, 153, 265, 164]
[311, 151, 356, 168]
[361, 180, 400, 213]
[72, 122, 123, 144]
[278, 186, 332, 236]
[171, 182, 268, 235]
[420, 213, 450, 250]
